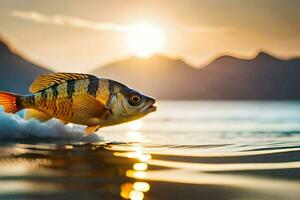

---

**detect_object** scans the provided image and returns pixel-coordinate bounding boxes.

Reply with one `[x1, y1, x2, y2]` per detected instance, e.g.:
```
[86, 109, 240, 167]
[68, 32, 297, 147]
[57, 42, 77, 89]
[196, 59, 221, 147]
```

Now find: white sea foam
[0, 109, 104, 142]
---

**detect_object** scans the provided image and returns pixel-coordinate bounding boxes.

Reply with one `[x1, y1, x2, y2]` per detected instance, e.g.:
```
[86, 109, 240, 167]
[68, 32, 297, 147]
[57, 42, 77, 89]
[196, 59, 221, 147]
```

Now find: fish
[0, 72, 156, 134]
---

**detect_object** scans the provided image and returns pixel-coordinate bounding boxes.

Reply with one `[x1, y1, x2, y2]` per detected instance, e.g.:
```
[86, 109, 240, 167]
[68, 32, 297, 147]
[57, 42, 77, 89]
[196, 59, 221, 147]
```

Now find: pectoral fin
[85, 125, 100, 135]
[73, 93, 108, 119]
[24, 109, 52, 122]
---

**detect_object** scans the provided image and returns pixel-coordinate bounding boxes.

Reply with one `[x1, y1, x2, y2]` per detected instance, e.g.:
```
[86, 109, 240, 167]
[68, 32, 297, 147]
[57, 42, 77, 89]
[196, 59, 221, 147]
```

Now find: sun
[125, 23, 165, 58]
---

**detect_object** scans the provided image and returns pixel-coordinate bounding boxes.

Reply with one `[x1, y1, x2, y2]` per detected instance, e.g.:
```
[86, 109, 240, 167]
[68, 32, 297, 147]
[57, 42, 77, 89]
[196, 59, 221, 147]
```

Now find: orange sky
[0, 0, 299, 72]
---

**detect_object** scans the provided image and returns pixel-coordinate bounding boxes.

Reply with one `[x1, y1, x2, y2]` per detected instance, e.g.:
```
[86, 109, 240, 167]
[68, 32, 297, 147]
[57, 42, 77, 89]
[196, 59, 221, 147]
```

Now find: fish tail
[0, 91, 24, 113]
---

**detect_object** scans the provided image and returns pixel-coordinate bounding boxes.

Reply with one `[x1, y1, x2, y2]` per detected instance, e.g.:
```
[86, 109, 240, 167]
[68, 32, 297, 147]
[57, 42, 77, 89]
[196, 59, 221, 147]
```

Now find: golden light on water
[126, 170, 147, 179]
[120, 183, 133, 199]
[126, 119, 149, 142]
[115, 151, 152, 162]
[126, 131, 142, 138]
[138, 154, 152, 162]
[122, 161, 150, 199]
[133, 182, 150, 192]
[129, 190, 144, 200]
[127, 120, 144, 131]
[117, 118, 151, 199]
[64, 145, 73, 150]
[125, 23, 165, 58]
[133, 163, 148, 171]
[121, 153, 151, 199]
[126, 152, 141, 158]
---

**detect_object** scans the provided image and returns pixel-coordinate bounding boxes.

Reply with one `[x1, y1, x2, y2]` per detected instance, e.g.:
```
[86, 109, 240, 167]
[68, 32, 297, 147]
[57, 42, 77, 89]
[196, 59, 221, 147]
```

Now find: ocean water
[1, 101, 300, 200]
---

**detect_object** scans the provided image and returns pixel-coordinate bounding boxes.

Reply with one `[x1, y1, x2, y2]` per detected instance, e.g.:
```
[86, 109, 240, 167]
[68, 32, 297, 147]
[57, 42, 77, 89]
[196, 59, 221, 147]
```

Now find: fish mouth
[147, 104, 157, 112]
[143, 100, 157, 113]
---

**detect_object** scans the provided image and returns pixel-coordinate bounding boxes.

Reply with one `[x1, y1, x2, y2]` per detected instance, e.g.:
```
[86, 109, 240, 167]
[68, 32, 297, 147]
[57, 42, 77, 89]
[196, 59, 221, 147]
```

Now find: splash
[0, 109, 103, 142]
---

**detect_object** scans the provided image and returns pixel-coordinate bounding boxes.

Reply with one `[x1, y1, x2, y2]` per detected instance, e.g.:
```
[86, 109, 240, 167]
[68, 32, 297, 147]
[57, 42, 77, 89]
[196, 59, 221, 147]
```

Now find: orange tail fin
[0, 91, 24, 113]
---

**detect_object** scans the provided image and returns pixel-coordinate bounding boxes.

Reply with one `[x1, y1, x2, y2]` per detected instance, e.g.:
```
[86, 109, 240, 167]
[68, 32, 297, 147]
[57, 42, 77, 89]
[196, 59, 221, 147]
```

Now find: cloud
[11, 10, 129, 32]
[11, 10, 234, 35]
[0, 109, 103, 142]
[184, 25, 236, 33]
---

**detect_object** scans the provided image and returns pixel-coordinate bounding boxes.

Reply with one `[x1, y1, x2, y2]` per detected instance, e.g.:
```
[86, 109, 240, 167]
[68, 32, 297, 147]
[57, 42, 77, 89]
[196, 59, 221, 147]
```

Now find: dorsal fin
[29, 72, 97, 93]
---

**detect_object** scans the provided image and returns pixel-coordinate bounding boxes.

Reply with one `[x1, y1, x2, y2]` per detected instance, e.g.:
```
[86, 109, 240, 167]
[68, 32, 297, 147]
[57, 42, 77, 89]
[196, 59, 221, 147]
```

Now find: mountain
[0, 39, 51, 94]
[198, 52, 300, 100]
[93, 55, 200, 99]
[93, 52, 300, 100]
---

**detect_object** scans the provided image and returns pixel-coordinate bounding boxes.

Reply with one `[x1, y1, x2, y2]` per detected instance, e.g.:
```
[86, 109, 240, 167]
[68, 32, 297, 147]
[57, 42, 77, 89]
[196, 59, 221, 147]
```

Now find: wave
[0, 109, 103, 142]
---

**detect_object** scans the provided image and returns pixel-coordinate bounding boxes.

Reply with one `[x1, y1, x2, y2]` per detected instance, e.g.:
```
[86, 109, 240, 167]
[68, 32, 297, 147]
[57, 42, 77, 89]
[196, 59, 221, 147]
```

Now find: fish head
[107, 81, 156, 124]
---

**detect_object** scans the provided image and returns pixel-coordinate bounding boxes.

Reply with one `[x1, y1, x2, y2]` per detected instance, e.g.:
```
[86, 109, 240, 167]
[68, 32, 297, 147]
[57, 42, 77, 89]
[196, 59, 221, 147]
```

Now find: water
[1, 101, 300, 200]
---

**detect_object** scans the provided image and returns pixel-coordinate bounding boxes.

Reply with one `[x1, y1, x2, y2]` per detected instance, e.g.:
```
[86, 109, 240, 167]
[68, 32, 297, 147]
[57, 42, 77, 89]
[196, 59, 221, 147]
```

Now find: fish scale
[24, 78, 109, 120]
[21, 77, 110, 120]
[0, 72, 156, 135]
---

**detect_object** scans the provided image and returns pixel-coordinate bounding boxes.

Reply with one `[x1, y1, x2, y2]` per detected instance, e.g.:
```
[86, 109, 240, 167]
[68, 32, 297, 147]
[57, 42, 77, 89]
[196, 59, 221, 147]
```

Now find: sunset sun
[125, 23, 165, 58]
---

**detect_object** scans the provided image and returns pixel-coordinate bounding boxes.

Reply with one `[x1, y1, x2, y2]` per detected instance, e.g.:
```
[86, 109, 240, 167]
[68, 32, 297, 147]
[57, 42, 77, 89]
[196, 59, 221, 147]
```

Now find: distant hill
[0, 39, 51, 94]
[93, 55, 199, 99]
[93, 52, 300, 100]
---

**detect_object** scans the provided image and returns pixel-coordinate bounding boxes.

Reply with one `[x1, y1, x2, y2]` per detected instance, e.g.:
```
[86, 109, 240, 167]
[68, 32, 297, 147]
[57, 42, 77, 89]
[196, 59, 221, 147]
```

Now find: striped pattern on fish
[0, 73, 156, 135]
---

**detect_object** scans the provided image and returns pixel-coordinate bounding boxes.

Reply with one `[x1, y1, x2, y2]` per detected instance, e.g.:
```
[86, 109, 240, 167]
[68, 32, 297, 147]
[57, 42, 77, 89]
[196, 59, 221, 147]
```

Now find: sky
[0, 0, 299, 72]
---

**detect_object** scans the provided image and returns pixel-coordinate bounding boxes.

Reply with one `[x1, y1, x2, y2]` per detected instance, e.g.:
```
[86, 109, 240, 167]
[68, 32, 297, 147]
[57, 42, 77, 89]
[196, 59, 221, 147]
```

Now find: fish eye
[128, 92, 142, 106]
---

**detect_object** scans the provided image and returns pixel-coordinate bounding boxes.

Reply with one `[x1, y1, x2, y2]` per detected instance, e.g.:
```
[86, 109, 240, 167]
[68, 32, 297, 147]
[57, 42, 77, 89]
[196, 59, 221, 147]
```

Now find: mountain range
[93, 52, 300, 100]
[1, 38, 300, 100]
[0, 39, 51, 94]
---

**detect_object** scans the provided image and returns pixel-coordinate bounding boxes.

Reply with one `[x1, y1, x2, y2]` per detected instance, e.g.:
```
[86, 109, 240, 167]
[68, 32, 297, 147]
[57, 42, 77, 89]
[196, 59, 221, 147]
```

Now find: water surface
[1, 101, 300, 200]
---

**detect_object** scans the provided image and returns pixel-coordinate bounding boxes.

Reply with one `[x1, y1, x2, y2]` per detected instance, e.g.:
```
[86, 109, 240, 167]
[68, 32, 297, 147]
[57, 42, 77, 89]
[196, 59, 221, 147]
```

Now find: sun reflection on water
[133, 163, 148, 171]
[129, 190, 144, 200]
[118, 119, 151, 199]
[125, 120, 149, 143]
[133, 182, 150, 192]
[119, 148, 151, 199]
[126, 131, 142, 138]
[127, 120, 144, 131]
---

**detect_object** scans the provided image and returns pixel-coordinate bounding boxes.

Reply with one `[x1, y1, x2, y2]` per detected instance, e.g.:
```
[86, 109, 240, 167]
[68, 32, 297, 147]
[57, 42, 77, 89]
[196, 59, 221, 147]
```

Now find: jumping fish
[0, 73, 156, 134]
